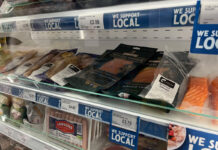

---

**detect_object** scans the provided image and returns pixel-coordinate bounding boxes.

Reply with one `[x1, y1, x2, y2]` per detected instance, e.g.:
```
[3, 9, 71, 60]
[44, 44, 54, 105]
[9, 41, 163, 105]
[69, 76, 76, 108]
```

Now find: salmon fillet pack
[102, 51, 164, 100]
[65, 44, 157, 92]
[141, 52, 196, 108]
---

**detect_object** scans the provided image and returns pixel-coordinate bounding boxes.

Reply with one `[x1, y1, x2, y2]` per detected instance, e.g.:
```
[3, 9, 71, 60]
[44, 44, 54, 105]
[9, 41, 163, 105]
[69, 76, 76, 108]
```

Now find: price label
[112, 111, 137, 132]
[16, 20, 31, 31]
[0, 84, 11, 95]
[200, 0, 218, 24]
[79, 14, 104, 30]
[13, 129, 27, 144]
[61, 99, 78, 114]
[22, 89, 36, 102]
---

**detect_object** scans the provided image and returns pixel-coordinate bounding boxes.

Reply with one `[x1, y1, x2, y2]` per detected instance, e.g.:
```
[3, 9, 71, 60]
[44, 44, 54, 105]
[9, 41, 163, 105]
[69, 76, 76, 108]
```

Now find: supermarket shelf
[0, 78, 217, 137]
[0, 0, 196, 33]
[0, 119, 67, 150]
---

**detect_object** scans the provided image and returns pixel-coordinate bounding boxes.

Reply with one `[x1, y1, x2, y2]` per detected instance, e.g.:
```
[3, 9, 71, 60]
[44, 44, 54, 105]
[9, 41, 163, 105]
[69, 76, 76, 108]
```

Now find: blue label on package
[104, 5, 195, 29]
[140, 119, 168, 141]
[31, 17, 79, 31]
[1, 21, 16, 32]
[172, 127, 218, 150]
[109, 125, 138, 150]
[190, 1, 218, 54]
[36, 93, 61, 108]
[78, 104, 111, 123]
[11, 87, 23, 98]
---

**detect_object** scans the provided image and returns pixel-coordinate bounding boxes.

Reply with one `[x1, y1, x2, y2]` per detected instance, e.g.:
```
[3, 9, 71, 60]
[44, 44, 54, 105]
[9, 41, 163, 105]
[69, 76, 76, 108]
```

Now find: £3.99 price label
[61, 99, 78, 114]
[112, 111, 138, 132]
[78, 14, 104, 30]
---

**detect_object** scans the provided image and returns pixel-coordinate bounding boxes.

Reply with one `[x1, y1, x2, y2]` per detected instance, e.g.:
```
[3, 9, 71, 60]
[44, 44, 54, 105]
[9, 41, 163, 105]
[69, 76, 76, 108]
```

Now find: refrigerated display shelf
[0, 119, 67, 150]
[0, 76, 217, 138]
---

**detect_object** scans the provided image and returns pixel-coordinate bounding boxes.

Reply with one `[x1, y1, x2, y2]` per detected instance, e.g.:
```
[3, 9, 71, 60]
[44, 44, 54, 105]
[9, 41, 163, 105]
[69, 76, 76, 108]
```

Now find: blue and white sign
[190, 1, 218, 54]
[174, 128, 218, 150]
[104, 6, 195, 29]
[30, 17, 79, 31]
[35, 93, 61, 108]
[1, 21, 16, 32]
[140, 119, 168, 141]
[78, 104, 111, 123]
[109, 125, 138, 150]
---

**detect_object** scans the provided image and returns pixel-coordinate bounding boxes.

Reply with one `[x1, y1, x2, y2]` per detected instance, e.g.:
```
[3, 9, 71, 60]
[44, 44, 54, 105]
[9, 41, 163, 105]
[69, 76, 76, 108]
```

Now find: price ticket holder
[190, 0, 218, 54]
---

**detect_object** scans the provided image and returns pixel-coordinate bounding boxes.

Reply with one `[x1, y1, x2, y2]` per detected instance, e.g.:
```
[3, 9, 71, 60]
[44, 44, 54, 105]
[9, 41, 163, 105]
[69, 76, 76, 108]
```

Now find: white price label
[112, 112, 137, 132]
[79, 14, 104, 30]
[13, 130, 27, 144]
[200, 0, 218, 24]
[16, 20, 31, 31]
[22, 89, 36, 102]
[0, 84, 11, 95]
[61, 99, 78, 114]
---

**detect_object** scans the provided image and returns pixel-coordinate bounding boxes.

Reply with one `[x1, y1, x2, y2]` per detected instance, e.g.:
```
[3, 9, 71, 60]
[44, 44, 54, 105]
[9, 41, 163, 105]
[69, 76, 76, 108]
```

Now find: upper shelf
[0, 0, 196, 33]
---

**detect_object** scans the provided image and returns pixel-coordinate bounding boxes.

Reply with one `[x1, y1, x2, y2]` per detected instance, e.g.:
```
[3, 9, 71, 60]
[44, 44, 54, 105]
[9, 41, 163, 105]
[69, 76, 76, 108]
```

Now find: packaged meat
[23, 49, 60, 77]
[10, 97, 26, 124]
[46, 108, 88, 150]
[0, 94, 11, 117]
[2, 50, 37, 73]
[27, 49, 77, 82]
[103, 52, 164, 99]
[179, 77, 209, 114]
[141, 51, 196, 108]
[14, 56, 41, 76]
[65, 44, 157, 92]
[49, 53, 98, 86]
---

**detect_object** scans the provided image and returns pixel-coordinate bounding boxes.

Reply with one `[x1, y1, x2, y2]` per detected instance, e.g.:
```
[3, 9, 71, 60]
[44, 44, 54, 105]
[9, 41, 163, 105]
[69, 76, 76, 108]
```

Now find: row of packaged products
[0, 43, 218, 123]
[0, 93, 168, 150]
[0, 133, 30, 150]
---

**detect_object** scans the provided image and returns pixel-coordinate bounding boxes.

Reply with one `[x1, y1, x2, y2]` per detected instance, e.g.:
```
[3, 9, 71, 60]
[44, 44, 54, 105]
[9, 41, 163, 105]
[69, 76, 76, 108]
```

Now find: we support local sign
[190, 0, 218, 54]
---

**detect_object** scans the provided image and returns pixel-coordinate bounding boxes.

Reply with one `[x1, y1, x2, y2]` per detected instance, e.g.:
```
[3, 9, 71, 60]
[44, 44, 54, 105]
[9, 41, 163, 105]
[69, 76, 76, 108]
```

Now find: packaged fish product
[28, 49, 77, 82]
[103, 52, 164, 99]
[2, 50, 37, 73]
[0, 94, 11, 117]
[179, 77, 209, 114]
[10, 97, 26, 124]
[46, 108, 88, 150]
[49, 53, 98, 86]
[140, 51, 196, 108]
[14, 56, 41, 76]
[65, 44, 157, 92]
[23, 49, 60, 77]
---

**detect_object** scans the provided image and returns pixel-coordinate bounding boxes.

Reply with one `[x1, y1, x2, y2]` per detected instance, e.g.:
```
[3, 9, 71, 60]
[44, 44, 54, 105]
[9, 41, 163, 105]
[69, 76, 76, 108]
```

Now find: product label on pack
[109, 125, 138, 150]
[104, 5, 195, 29]
[51, 64, 80, 86]
[48, 116, 82, 146]
[15, 62, 33, 75]
[79, 104, 111, 123]
[28, 63, 53, 81]
[145, 74, 179, 104]
[31, 17, 79, 31]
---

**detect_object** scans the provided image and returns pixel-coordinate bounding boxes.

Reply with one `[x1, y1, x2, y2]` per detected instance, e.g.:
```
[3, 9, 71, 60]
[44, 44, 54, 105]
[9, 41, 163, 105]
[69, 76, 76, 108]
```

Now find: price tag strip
[190, 0, 218, 54]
